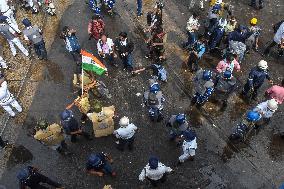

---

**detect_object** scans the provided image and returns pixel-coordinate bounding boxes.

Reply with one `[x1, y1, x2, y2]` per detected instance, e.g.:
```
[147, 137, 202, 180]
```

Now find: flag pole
[81, 52, 84, 96]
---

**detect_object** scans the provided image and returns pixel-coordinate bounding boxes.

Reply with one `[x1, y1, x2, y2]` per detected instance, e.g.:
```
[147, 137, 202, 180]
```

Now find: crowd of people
[0, 0, 283, 188]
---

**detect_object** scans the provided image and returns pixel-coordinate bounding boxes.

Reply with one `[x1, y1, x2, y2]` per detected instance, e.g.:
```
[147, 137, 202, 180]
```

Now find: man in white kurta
[0, 73, 22, 117]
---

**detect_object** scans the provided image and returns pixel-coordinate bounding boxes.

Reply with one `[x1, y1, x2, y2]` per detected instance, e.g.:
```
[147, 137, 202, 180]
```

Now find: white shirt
[120, 39, 127, 46]
[186, 15, 200, 33]
[274, 22, 284, 44]
[253, 101, 276, 119]
[113, 123, 137, 139]
[0, 80, 13, 105]
[97, 38, 114, 54]
[182, 138, 197, 153]
[139, 162, 172, 181]
[0, 0, 10, 13]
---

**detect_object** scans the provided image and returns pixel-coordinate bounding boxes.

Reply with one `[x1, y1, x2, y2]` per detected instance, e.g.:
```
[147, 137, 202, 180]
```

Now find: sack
[154, 64, 167, 82]
[273, 20, 284, 33]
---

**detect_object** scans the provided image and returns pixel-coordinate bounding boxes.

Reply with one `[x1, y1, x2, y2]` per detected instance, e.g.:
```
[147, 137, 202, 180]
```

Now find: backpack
[273, 20, 284, 33]
[153, 64, 167, 82]
[148, 92, 159, 106]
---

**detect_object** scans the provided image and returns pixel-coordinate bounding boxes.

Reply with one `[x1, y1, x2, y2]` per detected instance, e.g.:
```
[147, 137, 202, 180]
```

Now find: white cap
[258, 60, 268, 70]
[215, 0, 223, 4]
[267, 99, 278, 111]
[119, 116, 129, 127]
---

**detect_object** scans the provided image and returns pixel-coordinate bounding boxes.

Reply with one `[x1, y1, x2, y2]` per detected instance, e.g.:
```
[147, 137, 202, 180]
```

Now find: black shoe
[259, 4, 264, 9]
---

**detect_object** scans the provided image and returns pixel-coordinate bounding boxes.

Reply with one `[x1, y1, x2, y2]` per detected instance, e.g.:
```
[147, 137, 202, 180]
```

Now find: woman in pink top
[216, 54, 241, 73]
[266, 79, 284, 104]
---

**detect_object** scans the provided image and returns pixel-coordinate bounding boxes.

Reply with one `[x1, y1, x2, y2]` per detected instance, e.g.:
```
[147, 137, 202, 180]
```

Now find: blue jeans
[34, 40, 47, 60]
[137, 0, 142, 16]
[184, 31, 196, 48]
[102, 162, 113, 175]
[122, 54, 133, 71]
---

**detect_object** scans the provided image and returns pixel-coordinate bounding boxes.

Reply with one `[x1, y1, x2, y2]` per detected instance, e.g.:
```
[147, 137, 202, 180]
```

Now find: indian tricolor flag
[81, 50, 107, 75]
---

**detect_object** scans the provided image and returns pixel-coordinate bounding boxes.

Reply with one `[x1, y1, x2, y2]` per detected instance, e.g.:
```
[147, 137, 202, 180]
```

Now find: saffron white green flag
[81, 50, 107, 75]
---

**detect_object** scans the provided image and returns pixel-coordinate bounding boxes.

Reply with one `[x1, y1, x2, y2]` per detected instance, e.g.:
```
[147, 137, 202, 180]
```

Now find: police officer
[208, 18, 227, 51]
[187, 37, 206, 72]
[60, 109, 91, 143]
[0, 72, 22, 117]
[178, 130, 197, 163]
[191, 69, 215, 107]
[242, 60, 272, 100]
[229, 110, 261, 141]
[114, 32, 134, 71]
[113, 116, 138, 151]
[214, 70, 236, 111]
[22, 18, 47, 60]
[253, 99, 278, 124]
[17, 166, 63, 189]
[143, 81, 165, 121]
[166, 113, 189, 141]
[0, 16, 29, 57]
[139, 156, 173, 187]
[86, 152, 116, 177]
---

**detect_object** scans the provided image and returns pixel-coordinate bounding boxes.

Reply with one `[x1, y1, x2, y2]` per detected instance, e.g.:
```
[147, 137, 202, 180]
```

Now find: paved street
[0, 0, 283, 188]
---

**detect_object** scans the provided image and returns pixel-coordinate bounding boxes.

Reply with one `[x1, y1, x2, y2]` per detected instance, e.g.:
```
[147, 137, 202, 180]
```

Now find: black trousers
[25, 173, 62, 189]
[147, 174, 167, 187]
[117, 136, 135, 151]
[0, 136, 6, 148]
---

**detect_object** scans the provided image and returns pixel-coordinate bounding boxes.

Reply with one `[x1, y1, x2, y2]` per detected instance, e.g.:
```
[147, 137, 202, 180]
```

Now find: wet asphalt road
[0, 0, 284, 188]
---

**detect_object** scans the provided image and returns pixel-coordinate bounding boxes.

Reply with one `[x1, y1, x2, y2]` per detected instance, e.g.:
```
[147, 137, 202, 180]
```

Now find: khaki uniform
[87, 106, 115, 138]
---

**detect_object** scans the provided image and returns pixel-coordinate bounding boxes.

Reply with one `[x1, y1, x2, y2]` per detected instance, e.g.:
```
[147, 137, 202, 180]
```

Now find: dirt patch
[268, 134, 284, 161]
[4, 145, 33, 168]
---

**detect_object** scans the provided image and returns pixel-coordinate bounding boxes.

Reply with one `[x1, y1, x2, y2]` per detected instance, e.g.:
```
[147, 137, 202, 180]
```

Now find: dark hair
[92, 15, 100, 20]
[192, 12, 199, 19]
[281, 79, 284, 86]
[119, 32, 127, 38]
[62, 26, 69, 33]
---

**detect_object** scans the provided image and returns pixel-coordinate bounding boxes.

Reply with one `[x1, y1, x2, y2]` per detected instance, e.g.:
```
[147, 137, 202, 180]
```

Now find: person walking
[97, 34, 117, 67]
[0, 72, 22, 117]
[265, 79, 284, 104]
[0, 0, 21, 34]
[139, 156, 173, 187]
[88, 15, 105, 41]
[0, 16, 29, 57]
[137, 0, 143, 17]
[113, 116, 137, 151]
[183, 12, 200, 49]
[22, 18, 47, 60]
[114, 32, 134, 71]
[264, 22, 284, 56]
[178, 130, 197, 164]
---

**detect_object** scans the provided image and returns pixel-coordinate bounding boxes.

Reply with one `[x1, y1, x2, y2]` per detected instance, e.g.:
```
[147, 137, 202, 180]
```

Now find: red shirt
[266, 85, 284, 104]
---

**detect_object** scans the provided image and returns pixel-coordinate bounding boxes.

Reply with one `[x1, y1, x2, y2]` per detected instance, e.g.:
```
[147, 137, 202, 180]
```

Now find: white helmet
[215, 0, 223, 4]
[119, 116, 129, 126]
[258, 60, 268, 70]
[267, 99, 278, 111]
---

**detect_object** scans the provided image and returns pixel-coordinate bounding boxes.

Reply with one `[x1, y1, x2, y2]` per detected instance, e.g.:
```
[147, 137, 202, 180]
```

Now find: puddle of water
[268, 134, 284, 161]
[44, 60, 65, 83]
[5, 145, 33, 168]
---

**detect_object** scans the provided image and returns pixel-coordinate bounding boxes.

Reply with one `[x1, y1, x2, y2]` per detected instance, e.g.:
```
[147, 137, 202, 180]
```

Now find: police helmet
[176, 113, 186, 124]
[182, 130, 196, 142]
[60, 109, 73, 120]
[149, 156, 159, 169]
[246, 111, 261, 122]
[88, 153, 103, 167]
[258, 60, 268, 70]
[17, 167, 30, 181]
[22, 18, 32, 27]
[203, 70, 213, 81]
[94, 7, 101, 15]
[0, 16, 8, 23]
[223, 70, 232, 79]
[119, 116, 129, 127]
[267, 99, 278, 111]
[149, 83, 160, 93]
